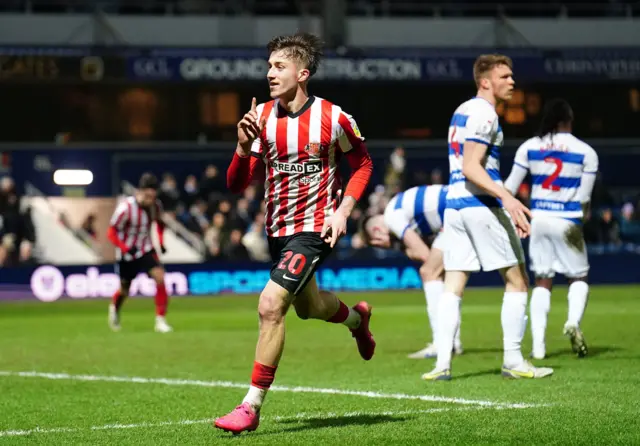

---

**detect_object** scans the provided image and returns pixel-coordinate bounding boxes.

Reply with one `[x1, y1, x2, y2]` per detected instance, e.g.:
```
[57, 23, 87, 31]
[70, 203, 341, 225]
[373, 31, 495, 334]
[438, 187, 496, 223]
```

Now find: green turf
[1, 285, 639, 445]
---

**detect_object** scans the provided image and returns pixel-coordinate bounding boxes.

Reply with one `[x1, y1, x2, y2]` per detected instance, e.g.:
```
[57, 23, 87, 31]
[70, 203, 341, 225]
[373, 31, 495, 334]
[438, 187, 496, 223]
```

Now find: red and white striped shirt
[249, 96, 369, 237]
[108, 196, 163, 261]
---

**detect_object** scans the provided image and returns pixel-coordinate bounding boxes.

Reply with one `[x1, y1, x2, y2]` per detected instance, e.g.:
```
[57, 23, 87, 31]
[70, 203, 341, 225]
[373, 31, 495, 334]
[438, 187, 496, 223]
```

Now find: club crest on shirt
[304, 142, 325, 158]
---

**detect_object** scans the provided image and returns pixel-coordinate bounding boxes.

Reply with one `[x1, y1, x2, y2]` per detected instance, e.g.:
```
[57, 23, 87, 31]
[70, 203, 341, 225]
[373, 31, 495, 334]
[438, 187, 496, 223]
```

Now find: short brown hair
[473, 54, 513, 87]
[267, 32, 324, 76]
[138, 172, 158, 190]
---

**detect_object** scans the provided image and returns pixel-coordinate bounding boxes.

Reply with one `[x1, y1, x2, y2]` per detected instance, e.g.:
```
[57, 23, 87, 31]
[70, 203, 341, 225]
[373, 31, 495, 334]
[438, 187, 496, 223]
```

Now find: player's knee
[258, 294, 287, 325]
[119, 280, 130, 296]
[150, 267, 165, 284]
[504, 265, 529, 293]
[419, 263, 442, 282]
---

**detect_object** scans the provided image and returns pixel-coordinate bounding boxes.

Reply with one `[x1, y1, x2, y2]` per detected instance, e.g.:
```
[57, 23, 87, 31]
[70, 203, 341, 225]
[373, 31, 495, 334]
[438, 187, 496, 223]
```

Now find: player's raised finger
[251, 97, 257, 112]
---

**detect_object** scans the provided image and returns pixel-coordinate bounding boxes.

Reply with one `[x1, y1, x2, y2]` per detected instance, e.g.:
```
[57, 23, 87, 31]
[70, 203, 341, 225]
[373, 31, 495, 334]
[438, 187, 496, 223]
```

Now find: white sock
[530, 287, 551, 352]
[342, 307, 361, 330]
[424, 280, 444, 345]
[567, 281, 589, 327]
[502, 292, 527, 367]
[242, 385, 268, 412]
[454, 319, 462, 349]
[435, 292, 461, 370]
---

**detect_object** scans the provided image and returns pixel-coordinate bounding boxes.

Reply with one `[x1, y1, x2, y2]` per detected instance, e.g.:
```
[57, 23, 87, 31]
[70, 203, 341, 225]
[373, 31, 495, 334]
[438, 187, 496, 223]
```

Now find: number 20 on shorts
[278, 252, 307, 275]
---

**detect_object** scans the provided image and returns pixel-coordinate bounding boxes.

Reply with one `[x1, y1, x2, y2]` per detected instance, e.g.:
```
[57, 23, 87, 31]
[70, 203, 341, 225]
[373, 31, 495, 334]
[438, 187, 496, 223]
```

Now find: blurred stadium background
[0, 0, 639, 297]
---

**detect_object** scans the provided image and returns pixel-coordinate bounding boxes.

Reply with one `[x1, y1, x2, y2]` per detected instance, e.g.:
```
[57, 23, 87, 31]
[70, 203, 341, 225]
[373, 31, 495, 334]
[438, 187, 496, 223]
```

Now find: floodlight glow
[53, 169, 94, 186]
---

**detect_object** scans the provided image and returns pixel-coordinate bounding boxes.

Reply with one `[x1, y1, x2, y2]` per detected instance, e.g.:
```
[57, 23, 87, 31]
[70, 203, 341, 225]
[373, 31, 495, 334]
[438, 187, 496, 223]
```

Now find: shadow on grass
[275, 413, 408, 433]
[545, 345, 622, 359]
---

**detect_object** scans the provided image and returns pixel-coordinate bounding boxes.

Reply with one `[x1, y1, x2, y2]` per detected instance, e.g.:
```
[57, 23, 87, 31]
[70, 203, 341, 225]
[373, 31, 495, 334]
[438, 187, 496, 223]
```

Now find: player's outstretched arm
[402, 228, 430, 263]
[463, 141, 531, 237]
[504, 142, 530, 196]
[321, 143, 373, 247]
[577, 150, 599, 219]
[504, 164, 528, 196]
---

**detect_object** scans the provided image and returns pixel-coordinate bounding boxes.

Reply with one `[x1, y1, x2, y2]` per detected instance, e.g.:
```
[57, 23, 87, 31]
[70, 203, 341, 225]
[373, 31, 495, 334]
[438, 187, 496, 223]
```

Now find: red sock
[327, 300, 349, 323]
[112, 290, 126, 311]
[251, 361, 277, 389]
[155, 282, 168, 316]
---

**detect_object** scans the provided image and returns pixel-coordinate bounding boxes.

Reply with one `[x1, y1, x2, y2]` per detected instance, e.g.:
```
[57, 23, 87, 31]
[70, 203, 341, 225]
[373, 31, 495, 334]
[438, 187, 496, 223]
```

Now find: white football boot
[502, 360, 553, 379]
[154, 316, 173, 333]
[108, 304, 121, 332]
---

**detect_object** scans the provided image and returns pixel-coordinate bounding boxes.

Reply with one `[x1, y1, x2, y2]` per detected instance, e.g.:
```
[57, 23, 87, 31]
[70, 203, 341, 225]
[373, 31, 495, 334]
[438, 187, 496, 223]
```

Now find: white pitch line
[0, 407, 478, 438]
[0, 370, 545, 409]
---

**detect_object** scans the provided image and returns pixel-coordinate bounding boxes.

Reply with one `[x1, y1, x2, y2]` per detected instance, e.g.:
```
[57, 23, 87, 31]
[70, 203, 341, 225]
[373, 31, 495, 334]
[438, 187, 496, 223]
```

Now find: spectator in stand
[384, 146, 406, 196]
[185, 199, 210, 235]
[230, 197, 253, 230]
[182, 174, 199, 208]
[597, 208, 621, 246]
[200, 164, 224, 205]
[430, 168, 444, 185]
[222, 228, 251, 261]
[620, 202, 640, 243]
[81, 213, 98, 239]
[0, 177, 35, 266]
[217, 199, 233, 219]
[158, 173, 180, 214]
[204, 212, 227, 259]
[242, 213, 270, 262]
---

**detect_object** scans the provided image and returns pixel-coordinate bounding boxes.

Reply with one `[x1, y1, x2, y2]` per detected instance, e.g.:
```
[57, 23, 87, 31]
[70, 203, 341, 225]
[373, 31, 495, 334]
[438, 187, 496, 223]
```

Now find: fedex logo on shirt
[272, 160, 322, 175]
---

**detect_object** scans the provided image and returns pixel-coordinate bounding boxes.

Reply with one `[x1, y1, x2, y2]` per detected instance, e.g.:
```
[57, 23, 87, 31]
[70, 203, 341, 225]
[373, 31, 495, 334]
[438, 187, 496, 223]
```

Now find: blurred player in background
[215, 32, 374, 435]
[106, 173, 172, 333]
[360, 184, 463, 358]
[505, 99, 598, 359]
[422, 54, 553, 381]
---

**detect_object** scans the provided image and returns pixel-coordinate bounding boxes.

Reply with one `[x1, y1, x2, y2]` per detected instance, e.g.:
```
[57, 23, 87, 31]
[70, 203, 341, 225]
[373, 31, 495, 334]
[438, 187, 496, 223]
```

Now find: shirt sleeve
[513, 141, 530, 169]
[583, 146, 599, 174]
[465, 108, 498, 145]
[337, 111, 365, 153]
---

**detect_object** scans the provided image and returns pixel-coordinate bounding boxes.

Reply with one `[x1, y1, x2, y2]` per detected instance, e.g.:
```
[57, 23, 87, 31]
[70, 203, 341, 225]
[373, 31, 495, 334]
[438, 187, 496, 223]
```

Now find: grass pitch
[1, 285, 639, 445]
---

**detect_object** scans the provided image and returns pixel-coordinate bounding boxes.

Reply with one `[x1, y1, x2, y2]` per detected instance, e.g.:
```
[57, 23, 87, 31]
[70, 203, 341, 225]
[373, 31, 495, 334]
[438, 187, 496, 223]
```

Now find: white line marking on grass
[0, 407, 481, 437]
[0, 418, 213, 438]
[0, 370, 546, 409]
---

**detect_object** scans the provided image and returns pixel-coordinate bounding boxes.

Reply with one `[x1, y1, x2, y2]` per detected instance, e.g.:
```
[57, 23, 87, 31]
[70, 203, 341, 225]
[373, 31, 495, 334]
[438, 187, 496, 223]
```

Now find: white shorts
[443, 207, 525, 272]
[529, 216, 589, 279]
[431, 231, 446, 252]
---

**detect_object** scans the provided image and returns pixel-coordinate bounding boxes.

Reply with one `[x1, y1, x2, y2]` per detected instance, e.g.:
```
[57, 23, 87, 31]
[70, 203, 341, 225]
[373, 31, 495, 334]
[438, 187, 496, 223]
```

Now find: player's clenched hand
[321, 212, 348, 248]
[502, 194, 532, 238]
[237, 97, 266, 153]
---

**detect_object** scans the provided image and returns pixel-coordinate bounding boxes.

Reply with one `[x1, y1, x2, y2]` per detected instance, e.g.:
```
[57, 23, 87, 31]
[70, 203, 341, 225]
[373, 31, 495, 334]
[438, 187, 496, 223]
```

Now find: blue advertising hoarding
[2, 254, 638, 303]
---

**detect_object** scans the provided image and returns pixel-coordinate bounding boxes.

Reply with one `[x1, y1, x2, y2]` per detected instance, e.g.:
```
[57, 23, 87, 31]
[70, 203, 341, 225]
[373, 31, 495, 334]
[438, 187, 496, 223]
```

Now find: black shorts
[268, 232, 333, 295]
[116, 251, 161, 282]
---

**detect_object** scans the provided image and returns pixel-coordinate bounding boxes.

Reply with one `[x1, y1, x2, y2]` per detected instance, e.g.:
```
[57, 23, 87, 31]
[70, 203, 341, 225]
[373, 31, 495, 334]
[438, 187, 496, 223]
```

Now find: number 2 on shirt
[541, 157, 563, 191]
